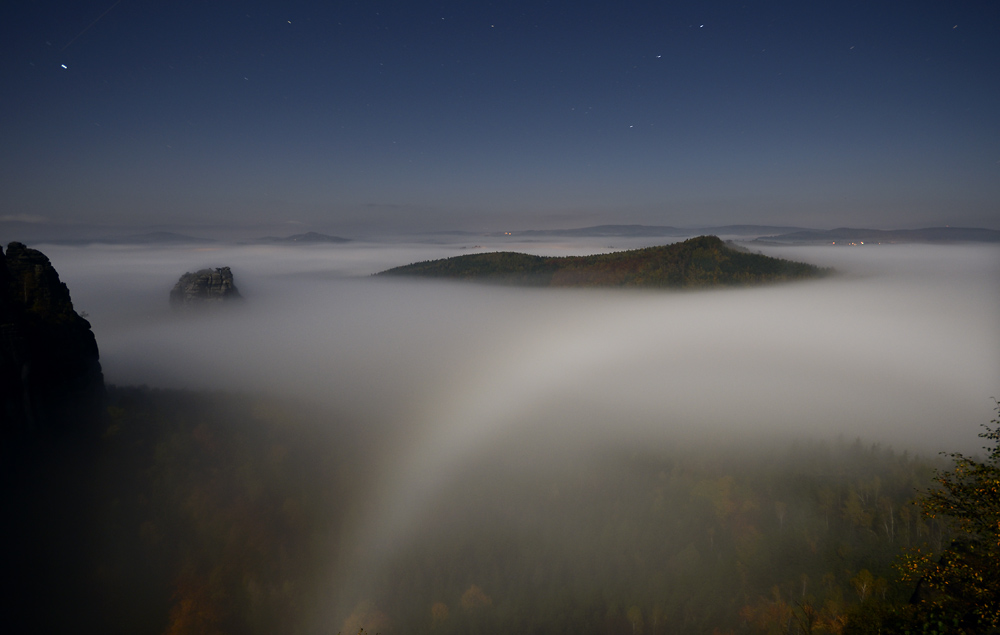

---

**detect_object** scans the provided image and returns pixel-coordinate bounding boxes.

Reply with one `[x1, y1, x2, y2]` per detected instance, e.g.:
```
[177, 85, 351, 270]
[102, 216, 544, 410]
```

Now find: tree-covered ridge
[378, 236, 830, 287]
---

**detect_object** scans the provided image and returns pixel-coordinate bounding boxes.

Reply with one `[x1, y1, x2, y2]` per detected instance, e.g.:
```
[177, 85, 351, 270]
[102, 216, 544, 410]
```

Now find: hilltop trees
[377, 236, 829, 288]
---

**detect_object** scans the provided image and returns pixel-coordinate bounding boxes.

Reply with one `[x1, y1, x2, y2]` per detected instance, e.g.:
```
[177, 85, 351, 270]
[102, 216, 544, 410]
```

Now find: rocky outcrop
[169, 267, 242, 308]
[1, 242, 105, 436]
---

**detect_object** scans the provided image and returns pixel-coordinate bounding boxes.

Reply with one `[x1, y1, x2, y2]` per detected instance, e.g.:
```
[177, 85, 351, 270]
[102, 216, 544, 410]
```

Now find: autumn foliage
[896, 409, 1000, 632]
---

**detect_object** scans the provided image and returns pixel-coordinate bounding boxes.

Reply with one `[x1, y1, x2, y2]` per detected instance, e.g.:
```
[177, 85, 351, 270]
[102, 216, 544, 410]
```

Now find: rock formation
[0, 242, 105, 436]
[169, 266, 242, 307]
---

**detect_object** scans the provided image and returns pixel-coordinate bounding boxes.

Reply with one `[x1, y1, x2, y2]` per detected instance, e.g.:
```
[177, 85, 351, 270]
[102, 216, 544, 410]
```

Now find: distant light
[61, 64, 67, 69]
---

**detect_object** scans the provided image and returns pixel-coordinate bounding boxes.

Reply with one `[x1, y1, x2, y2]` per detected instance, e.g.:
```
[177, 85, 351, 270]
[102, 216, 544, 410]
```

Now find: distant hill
[755, 227, 1000, 245]
[498, 224, 806, 238]
[258, 232, 351, 244]
[708, 224, 809, 236]
[121, 231, 216, 244]
[38, 231, 215, 246]
[500, 224, 687, 238]
[378, 235, 829, 288]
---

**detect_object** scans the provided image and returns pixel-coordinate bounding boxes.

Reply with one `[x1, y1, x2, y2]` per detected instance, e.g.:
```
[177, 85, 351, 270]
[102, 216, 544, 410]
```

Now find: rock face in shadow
[0, 242, 105, 436]
[169, 266, 242, 308]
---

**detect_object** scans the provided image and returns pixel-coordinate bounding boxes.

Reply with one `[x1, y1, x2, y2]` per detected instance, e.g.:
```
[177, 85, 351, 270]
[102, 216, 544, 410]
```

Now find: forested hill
[378, 235, 829, 288]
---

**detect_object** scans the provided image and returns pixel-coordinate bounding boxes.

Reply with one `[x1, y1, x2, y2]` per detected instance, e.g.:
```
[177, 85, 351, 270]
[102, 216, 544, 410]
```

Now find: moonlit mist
[7, 0, 1000, 628]
[46, 239, 999, 447]
[38, 238, 1000, 626]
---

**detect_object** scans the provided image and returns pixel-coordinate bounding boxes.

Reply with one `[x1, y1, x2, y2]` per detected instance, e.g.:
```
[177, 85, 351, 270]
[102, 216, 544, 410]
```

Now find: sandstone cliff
[169, 266, 242, 307]
[0, 242, 105, 436]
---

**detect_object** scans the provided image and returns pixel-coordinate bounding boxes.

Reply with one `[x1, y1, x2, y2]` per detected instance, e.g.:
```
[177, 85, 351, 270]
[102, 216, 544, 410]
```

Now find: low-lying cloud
[45, 239, 999, 451]
[38, 238, 1000, 621]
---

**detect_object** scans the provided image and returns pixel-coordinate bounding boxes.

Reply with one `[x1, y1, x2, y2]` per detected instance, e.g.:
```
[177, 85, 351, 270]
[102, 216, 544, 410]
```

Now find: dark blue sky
[3, 1, 998, 233]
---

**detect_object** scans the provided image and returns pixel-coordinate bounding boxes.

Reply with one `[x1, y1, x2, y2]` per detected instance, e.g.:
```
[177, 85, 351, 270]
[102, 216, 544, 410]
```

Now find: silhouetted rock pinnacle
[0, 242, 105, 436]
[170, 267, 242, 307]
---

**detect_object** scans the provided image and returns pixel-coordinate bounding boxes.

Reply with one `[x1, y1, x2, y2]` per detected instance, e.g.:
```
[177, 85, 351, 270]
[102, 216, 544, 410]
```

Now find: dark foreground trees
[9, 386, 999, 634]
[843, 406, 1000, 634]
[896, 408, 1000, 633]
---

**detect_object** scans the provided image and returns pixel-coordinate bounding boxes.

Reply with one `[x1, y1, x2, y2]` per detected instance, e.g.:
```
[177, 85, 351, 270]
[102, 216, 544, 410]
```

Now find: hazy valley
[6, 0, 999, 630]
[5, 236, 999, 633]
[51, 236, 998, 454]
[3, 238, 1000, 633]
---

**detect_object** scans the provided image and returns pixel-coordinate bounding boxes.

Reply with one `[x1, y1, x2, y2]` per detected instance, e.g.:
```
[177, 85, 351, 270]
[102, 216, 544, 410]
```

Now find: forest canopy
[897, 413, 1000, 632]
[10, 387, 1000, 634]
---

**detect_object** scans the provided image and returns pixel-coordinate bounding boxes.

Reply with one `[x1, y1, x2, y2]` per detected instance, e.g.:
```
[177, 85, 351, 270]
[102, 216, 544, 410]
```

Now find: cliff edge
[1, 242, 105, 436]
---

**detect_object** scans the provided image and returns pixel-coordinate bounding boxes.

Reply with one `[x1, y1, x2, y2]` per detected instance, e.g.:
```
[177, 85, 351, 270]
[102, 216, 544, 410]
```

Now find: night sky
[3, 1, 999, 234]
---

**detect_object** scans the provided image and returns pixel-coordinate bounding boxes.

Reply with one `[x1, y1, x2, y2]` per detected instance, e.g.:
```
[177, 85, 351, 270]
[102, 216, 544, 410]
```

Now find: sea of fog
[42, 237, 999, 455]
[35, 236, 1000, 623]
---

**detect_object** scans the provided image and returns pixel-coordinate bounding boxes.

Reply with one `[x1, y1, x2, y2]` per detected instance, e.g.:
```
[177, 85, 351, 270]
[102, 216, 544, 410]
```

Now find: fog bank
[43, 240, 998, 451]
[35, 238, 999, 625]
